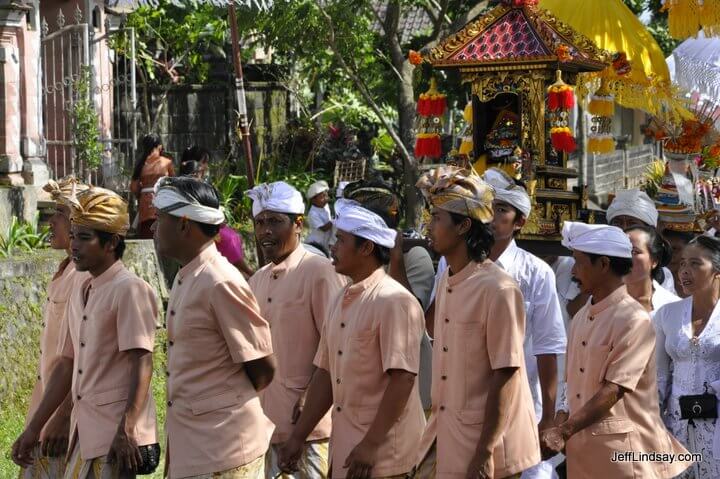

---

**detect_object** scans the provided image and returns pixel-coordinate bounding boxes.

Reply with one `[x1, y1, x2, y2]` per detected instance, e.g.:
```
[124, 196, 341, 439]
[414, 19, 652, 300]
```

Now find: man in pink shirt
[543, 222, 690, 478]
[246, 181, 345, 478]
[12, 187, 159, 479]
[414, 166, 540, 479]
[153, 176, 276, 479]
[19, 178, 90, 479]
[279, 200, 426, 478]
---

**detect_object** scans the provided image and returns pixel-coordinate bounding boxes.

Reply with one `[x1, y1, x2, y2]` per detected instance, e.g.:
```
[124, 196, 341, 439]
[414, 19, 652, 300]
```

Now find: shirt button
[268, 298, 272, 303]
[589, 316, 594, 321]
[336, 406, 342, 412]
[170, 310, 175, 316]
[169, 341, 174, 346]
[441, 375, 447, 380]
[336, 378, 341, 384]
[447, 288, 452, 293]
[78, 369, 83, 374]
[272, 274, 278, 280]
[37, 374, 41, 380]
[442, 346, 448, 352]
[167, 401, 173, 407]
[41, 322, 45, 327]
[80, 342, 85, 347]
[580, 368, 585, 373]
[77, 395, 82, 400]
[439, 405, 445, 411]
[166, 371, 170, 377]
[178, 279, 183, 285]
[338, 350, 343, 355]
[82, 315, 87, 321]
[444, 318, 449, 323]
[340, 323, 345, 328]
[581, 341, 586, 346]
[576, 394, 581, 399]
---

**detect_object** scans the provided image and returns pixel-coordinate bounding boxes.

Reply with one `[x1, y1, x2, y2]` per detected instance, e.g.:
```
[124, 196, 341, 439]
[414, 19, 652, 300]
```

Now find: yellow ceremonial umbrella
[665, 0, 720, 40]
[540, 0, 688, 120]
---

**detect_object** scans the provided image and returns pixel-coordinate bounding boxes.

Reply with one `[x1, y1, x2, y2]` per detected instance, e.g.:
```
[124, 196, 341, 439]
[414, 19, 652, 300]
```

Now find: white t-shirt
[305, 204, 333, 251]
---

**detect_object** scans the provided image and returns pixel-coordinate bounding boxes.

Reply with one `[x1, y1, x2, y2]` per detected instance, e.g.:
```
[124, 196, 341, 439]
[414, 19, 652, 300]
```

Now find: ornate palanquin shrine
[427, 0, 611, 247]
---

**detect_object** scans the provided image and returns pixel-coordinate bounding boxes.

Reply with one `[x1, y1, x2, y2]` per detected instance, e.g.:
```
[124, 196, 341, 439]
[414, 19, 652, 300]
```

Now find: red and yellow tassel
[550, 127, 577, 153]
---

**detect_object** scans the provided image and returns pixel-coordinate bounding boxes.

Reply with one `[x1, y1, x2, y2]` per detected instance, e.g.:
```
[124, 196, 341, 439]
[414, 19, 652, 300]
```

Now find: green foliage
[0, 214, 49, 258]
[71, 66, 103, 174]
[117, 0, 233, 84]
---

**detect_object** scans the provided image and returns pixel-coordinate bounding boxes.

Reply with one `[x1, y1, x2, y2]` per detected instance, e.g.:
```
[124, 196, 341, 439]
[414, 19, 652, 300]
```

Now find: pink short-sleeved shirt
[165, 244, 274, 478]
[60, 260, 158, 460]
[249, 245, 345, 443]
[314, 268, 426, 478]
[565, 286, 691, 478]
[26, 260, 89, 436]
[417, 260, 540, 478]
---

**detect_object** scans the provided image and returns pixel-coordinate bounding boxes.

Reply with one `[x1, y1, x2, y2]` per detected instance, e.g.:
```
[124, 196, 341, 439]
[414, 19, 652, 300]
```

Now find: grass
[0, 332, 168, 478]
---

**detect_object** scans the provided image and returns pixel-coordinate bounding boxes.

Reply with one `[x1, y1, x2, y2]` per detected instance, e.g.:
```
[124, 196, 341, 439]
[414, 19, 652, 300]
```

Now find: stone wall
[0, 240, 168, 411]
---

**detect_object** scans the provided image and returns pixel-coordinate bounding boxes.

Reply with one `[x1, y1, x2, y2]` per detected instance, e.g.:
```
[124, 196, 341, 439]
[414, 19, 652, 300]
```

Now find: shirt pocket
[190, 389, 243, 415]
[93, 387, 128, 406]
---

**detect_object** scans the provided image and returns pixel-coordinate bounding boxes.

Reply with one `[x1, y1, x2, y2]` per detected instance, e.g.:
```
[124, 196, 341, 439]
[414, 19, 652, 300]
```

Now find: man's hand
[11, 427, 40, 468]
[538, 417, 556, 460]
[291, 393, 306, 425]
[278, 436, 304, 474]
[540, 427, 565, 456]
[343, 438, 380, 479]
[107, 424, 141, 473]
[41, 411, 70, 458]
[466, 450, 493, 479]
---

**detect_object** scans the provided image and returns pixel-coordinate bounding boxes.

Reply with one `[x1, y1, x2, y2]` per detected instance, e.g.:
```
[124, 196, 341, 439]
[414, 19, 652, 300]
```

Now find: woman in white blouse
[624, 225, 680, 316]
[655, 235, 720, 478]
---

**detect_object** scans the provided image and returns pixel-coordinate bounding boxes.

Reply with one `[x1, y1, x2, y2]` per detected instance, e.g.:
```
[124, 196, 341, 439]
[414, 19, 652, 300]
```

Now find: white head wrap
[153, 177, 225, 225]
[336, 181, 350, 198]
[606, 189, 658, 227]
[246, 181, 305, 218]
[334, 199, 397, 249]
[561, 221, 632, 258]
[482, 168, 532, 218]
[307, 180, 329, 200]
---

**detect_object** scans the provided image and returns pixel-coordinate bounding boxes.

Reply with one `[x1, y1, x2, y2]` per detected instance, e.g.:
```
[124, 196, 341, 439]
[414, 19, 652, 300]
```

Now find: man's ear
[455, 216, 472, 237]
[513, 214, 526, 233]
[359, 238, 375, 258]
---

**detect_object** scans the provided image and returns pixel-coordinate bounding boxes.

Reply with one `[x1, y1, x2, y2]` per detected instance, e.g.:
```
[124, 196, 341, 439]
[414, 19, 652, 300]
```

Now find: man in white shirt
[305, 180, 333, 255]
[483, 168, 567, 479]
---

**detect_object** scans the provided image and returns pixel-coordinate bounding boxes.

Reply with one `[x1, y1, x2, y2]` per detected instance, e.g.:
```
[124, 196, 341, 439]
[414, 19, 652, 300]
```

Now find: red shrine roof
[429, 2, 608, 72]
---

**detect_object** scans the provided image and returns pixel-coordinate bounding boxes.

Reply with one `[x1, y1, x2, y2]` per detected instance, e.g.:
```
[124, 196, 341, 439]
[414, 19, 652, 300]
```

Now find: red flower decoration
[408, 50, 423, 66]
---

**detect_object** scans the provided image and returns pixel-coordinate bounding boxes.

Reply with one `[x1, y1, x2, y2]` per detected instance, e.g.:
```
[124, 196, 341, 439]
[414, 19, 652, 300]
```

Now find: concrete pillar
[0, 8, 24, 186]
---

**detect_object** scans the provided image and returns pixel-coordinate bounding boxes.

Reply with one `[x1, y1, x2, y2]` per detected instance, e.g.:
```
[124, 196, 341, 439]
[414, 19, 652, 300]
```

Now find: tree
[252, 0, 489, 220]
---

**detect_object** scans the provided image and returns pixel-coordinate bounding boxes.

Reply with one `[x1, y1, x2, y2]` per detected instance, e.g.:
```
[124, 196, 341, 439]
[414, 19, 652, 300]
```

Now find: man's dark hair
[164, 176, 222, 238]
[624, 224, 672, 282]
[344, 178, 400, 229]
[354, 235, 391, 265]
[586, 252, 633, 277]
[449, 212, 495, 262]
[96, 231, 126, 260]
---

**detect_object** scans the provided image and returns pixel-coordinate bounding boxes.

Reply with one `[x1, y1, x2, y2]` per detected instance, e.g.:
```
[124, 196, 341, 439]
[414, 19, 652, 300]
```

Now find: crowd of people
[9, 143, 720, 479]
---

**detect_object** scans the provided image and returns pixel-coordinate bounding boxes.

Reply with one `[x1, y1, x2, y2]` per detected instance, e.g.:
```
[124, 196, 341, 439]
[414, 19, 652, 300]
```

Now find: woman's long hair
[132, 133, 162, 181]
[625, 225, 672, 283]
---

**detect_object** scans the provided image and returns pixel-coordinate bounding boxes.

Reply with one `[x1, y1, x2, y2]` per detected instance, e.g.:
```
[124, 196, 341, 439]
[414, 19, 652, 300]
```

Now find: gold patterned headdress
[68, 187, 130, 236]
[42, 176, 90, 205]
[416, 166, 495, 223]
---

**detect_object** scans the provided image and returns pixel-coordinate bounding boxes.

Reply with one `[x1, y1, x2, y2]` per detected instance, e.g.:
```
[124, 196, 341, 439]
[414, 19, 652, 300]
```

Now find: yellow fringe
[667, 0, 720, 40]
[588, 96, 615, 117]
[588, 136, 616, 154]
